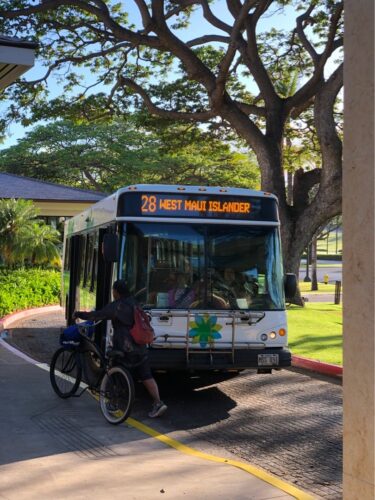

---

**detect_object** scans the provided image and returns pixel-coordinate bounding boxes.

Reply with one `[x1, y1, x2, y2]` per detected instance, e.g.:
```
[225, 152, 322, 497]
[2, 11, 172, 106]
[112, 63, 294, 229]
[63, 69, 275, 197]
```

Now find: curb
[0, 305, 62, 333]
[292, 355, 342, 378]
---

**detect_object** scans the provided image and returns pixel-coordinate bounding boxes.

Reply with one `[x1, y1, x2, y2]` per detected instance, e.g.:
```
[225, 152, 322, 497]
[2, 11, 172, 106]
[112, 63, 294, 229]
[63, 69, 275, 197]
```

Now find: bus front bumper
[148, 346, 291, 372]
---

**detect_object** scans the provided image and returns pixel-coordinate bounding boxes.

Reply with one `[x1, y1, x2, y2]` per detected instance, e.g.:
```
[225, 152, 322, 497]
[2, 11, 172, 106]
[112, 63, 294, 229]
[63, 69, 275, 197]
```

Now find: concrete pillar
[343, 1, 375, 498]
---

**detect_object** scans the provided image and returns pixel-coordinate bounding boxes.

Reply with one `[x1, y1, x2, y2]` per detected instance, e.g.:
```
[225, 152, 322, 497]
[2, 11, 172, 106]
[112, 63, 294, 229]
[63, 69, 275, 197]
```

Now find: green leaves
[0, 268, 60, 316]
[0, 119, 260, 191]
[0, 199, 39, 265]
[0, 0, 343, 273]
[0, 199, 60, 266]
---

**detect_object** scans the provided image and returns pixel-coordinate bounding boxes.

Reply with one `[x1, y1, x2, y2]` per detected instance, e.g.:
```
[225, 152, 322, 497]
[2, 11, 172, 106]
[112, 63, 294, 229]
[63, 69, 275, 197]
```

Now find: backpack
[130, 306, 155, 345]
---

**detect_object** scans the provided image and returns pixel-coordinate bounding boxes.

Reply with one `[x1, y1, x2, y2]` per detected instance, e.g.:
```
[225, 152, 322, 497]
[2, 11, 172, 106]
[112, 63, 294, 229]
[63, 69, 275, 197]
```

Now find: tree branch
[0, 0, 163, 48]
[252, 0, 272, 24]
[186, 35, 231, 47]
[234, 101, 266, 117]
[16, 40, 132, 87]
[133, 0, 152, 29]
[321, 2, 344, 63]
[285, 2, 343, 115]
[314, 63, 343, 187]
[295, 2, 318, 64]
[198, 0, 232, 34]
[211, 1, 253, 107]
[239, 2, 280, 107]
[120, 77, 214, 121]
[148, 0, 218, 93]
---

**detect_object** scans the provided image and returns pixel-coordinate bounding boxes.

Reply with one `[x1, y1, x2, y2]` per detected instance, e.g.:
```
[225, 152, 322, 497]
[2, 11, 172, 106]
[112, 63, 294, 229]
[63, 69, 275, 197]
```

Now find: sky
[0, 2, 296, 150]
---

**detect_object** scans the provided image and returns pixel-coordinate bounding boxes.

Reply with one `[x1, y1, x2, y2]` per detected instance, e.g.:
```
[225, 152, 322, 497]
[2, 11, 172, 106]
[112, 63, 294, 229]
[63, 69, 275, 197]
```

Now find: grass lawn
[317, 228, 342, 255]
[313, 263, 342, 268]
[287, 302, 342, 365]
[299, 282, 338, 294]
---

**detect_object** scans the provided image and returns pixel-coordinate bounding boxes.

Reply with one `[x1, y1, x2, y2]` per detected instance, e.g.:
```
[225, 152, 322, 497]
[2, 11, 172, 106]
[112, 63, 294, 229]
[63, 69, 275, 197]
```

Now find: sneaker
[148, 401, 167, 418]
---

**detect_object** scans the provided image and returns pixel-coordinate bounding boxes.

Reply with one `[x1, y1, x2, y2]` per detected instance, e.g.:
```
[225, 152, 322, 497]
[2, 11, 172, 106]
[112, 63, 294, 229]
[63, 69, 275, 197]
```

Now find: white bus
[62, 184, 296, 373]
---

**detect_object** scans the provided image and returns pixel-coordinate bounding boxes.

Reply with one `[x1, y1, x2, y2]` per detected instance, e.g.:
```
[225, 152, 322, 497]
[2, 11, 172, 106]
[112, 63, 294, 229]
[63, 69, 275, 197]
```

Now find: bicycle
[49, 321, 138, 425]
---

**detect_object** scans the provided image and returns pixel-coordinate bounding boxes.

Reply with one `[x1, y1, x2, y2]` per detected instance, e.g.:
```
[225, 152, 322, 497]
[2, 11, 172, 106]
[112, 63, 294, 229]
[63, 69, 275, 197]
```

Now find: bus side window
[77, 232, 99, 312]
[62, 237, 71, 319]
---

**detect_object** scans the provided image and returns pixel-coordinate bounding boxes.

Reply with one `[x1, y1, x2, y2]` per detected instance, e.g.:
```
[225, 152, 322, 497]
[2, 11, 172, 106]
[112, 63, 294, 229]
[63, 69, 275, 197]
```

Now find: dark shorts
[132, 357, 153, 381]
[125, 352, 153, 382]
[114, 331, 152, 381]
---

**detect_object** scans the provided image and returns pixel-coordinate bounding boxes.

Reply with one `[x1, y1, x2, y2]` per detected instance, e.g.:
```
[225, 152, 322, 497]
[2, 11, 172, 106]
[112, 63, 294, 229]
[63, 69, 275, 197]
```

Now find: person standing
[73, 279, 167, 418]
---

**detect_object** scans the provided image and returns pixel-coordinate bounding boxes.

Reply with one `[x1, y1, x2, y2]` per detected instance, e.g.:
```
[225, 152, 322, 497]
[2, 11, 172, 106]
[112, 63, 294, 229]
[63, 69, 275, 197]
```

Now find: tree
[0, 198, 61, 266]
[0, 199, 38, 265]
[0, 0, 343, 282]
[28, 222, 61, 265]
[0, 119, 259, 191]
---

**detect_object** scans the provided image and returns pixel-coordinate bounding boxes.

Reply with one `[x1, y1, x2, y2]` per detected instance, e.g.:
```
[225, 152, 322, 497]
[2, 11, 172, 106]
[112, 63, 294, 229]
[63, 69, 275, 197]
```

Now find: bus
[62, 184, 296, 374]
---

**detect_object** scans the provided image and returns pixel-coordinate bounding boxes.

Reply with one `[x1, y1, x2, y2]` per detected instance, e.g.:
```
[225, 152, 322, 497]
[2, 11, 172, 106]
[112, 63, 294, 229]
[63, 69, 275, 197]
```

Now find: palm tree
[0, 199, 38, 265]
[0, 198, 61, 266]
[29, 222, 61, 265]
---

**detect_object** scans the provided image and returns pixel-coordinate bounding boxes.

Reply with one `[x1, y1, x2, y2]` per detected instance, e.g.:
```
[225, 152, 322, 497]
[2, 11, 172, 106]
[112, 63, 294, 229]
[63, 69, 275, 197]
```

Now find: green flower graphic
[188, 314, 222, 348]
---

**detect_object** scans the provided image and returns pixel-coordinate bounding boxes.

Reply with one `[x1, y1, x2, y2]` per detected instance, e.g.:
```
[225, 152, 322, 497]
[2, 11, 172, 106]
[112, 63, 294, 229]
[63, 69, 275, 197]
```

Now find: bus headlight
[269, 331, 277, 339]
[261, 333, 268, 341]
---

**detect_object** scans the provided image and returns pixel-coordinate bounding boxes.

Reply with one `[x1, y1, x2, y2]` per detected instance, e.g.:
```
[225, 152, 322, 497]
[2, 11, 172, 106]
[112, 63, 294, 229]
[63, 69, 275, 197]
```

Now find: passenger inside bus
[167, 272, 196, 308]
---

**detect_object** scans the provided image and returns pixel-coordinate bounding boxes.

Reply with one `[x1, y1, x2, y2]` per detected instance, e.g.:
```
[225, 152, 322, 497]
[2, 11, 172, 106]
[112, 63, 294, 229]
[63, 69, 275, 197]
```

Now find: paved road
[299, 261, 342, 284]
[4, 311, 343, 499]
[1, 341, 294, 500]
[299, 260, 343, 303]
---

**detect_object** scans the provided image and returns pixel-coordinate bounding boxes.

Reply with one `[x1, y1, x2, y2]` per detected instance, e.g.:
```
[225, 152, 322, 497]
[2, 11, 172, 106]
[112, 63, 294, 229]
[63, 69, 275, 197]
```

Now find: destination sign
[118, 192, 278, 222]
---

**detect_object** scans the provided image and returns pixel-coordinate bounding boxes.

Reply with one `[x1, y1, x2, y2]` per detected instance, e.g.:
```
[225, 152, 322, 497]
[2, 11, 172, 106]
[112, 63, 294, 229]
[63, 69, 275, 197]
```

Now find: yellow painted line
[74, 378, 314, 499]
[1, 340, 315, 500]
[126, 417, 316, 500]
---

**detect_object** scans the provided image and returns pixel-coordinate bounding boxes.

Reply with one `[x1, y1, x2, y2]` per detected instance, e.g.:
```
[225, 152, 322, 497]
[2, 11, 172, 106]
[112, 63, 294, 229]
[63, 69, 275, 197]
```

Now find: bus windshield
[121, 222, 285, 311]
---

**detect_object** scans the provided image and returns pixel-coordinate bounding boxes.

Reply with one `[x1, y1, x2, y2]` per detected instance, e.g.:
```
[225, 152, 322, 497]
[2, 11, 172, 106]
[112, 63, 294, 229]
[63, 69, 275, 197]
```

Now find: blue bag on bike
[60, 321, 94, 346]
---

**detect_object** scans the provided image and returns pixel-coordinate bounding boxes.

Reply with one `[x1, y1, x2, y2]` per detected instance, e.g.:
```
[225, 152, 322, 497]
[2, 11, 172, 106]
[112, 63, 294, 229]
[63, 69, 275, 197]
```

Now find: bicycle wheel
[50, 347, 82, 398]
[99, 366, 135, 425]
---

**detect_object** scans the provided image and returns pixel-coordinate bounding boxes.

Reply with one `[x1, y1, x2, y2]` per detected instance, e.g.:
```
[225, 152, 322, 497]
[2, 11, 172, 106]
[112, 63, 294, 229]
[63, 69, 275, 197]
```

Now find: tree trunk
[280, 219, 307, 306]
[287, 171, 293, 205]
[221, 102, 341, 307]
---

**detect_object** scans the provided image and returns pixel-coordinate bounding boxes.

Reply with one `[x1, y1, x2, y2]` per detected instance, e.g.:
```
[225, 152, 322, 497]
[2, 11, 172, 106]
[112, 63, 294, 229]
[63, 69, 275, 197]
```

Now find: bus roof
[117, 184, 277, 198]
[65, 184, 278, 235]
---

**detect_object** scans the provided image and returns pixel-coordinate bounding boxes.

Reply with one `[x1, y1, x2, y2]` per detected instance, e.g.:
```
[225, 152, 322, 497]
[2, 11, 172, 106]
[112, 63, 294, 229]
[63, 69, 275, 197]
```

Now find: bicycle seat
[107, 350, 125, 359]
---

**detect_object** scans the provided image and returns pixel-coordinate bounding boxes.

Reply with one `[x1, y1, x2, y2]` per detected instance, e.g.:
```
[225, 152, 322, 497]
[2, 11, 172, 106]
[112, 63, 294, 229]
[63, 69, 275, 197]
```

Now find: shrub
[0, 268, 60, 317]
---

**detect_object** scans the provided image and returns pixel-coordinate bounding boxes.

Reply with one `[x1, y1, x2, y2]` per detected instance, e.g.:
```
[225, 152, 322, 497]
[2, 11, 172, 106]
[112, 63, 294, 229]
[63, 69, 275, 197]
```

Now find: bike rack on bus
[149, 310, 266, 366]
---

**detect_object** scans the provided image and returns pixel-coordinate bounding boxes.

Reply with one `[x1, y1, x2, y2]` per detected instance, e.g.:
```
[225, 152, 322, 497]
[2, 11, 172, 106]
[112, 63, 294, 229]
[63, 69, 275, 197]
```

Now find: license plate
[258, 354, 279, 366]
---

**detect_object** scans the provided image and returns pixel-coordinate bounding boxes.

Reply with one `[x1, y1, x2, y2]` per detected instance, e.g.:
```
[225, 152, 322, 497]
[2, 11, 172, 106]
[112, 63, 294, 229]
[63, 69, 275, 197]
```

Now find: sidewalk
[0, 313, 311, 500]
[302, 292, 342, 303]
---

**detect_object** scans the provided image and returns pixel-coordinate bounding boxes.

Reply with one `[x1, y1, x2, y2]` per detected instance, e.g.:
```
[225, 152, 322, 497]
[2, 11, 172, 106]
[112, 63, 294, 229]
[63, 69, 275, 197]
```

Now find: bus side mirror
[284, 273, 297, 300]
[102, 233, 119, 262]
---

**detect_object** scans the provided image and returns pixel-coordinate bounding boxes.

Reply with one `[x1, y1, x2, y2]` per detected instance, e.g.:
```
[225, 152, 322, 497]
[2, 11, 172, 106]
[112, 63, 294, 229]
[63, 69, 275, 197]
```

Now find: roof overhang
[0, 37, 38, 90]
